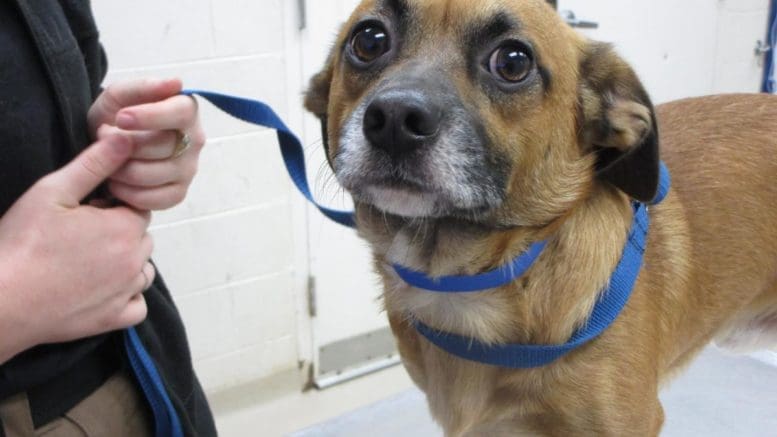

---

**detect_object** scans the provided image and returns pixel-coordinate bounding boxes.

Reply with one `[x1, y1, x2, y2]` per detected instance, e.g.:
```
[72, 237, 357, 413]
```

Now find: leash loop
[182, 89, 356, 227]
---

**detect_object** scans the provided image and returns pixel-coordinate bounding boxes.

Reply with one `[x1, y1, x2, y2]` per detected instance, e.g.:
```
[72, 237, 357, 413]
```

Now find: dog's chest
[380, 231, 517, 343]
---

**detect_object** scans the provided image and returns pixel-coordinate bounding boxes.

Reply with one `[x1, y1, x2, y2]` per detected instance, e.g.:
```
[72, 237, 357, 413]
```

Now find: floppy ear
[304, 53, 336, 161]
[304, 62, 333, 119]
[579, 43, 660, 203]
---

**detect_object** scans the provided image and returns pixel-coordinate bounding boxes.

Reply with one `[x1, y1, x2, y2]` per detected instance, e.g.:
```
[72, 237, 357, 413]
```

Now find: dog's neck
[358, 184, 634, 345]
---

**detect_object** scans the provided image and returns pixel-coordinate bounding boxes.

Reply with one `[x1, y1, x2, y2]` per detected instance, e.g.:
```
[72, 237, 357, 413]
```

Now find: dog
[304, 0, 777, 435]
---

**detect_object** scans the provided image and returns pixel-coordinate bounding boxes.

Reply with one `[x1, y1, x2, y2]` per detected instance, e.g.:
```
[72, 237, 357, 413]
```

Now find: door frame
[287, 0, 400, 389]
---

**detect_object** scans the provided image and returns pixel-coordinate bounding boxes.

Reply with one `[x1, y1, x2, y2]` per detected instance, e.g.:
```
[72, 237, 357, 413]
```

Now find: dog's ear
[304, 56, 335, 119]
[304, 53, 336, 161]
[579, 43, 659, 203]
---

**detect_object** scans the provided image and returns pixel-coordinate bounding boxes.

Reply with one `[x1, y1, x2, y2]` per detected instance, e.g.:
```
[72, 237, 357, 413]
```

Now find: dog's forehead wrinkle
[368, 0, 411, 31]
[464, 10, 519, 47]
[382, 0, 409, 16]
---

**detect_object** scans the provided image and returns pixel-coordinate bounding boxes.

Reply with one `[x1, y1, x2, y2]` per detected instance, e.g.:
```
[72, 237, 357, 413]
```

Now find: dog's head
[305, 0, 659, 229]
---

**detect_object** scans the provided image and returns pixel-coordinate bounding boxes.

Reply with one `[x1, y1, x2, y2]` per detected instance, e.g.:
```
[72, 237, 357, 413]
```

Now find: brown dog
[304, 0, 777, 435]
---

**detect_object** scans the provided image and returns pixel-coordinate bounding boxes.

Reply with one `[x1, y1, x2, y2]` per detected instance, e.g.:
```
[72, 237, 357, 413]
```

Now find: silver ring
[171, 131, 192, 158]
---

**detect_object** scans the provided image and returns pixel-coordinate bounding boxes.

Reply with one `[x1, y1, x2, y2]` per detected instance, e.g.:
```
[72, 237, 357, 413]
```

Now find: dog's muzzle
[333, 71, 508, 219]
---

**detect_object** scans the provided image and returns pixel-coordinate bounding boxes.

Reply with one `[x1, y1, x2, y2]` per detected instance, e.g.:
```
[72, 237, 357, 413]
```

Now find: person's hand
[87, 78, 206, 210]
[0, 134, 154, 363]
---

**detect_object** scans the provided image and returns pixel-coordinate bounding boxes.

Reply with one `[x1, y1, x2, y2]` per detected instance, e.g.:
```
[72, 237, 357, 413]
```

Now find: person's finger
[115, 95, 198, 131]
[139, 261, 156, 291]
[114, 294, 148, 329]
[44, 133, 133, 207]
[111, 157, 188, 187]
[93, 78, 182, 123]
[102, 205, 152, 235]
[131, 131, 179, 160]
[123, 261, 155, 301]
[109, 181, 189, 211]
[139, 234, 155, 265]
[96, 125, 181, 160]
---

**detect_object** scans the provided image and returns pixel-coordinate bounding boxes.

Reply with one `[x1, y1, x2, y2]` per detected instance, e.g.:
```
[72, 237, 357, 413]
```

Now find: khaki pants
[0, 372, 152, 437]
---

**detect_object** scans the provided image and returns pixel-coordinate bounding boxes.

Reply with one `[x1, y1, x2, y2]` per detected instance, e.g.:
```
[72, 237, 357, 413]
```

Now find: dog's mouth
[355, 179, 495, 219]
[362, 184, 442, 218]
[336, 156, 451, 218]
[352, 173, 487, 218]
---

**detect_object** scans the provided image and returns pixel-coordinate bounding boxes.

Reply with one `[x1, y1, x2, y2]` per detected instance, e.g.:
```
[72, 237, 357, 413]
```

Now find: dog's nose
[363, 91, 441, 156]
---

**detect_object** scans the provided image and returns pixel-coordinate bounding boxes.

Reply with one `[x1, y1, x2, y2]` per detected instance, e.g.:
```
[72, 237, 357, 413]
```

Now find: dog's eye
[488, 44, 533, 83]
[350, 24, 390, 64]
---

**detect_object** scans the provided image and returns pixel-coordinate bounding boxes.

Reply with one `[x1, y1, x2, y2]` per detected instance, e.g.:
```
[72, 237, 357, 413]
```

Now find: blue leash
[181, 89, 548, 293]
[763, 0, 776, 93]
[161, 89, 670, 372]
[181, 90, 355, 228]
[124, 328, 183, 437]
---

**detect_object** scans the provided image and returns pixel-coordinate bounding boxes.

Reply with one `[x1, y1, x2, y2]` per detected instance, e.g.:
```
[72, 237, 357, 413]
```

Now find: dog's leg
[651, 402, 666, 437]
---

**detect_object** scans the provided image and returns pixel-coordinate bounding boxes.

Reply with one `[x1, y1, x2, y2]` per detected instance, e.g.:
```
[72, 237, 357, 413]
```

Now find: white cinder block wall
[91, 0, 310, 394]
[91, 0, 776, 398]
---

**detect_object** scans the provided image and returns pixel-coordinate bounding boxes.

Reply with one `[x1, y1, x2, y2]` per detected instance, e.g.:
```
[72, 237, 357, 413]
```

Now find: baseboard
[206, 368, 305, 417]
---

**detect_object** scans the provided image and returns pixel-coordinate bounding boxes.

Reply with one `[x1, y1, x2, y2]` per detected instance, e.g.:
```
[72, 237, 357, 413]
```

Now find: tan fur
[305, 1, 777, 435]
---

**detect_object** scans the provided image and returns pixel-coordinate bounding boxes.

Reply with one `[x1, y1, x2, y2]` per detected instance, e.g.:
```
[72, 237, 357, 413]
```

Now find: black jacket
[0, 1, 216, 435]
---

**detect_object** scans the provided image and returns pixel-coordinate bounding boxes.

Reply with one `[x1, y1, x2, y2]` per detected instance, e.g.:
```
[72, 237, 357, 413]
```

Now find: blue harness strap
[154, 89, 671, 372]
[123, 328, 183, 437]
[393, 241, 548, 292]
[415, 203, 652, 368]
[416, 163, 671, 367]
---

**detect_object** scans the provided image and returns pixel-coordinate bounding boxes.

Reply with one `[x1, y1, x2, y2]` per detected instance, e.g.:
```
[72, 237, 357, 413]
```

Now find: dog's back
[656, 94, 777, 357]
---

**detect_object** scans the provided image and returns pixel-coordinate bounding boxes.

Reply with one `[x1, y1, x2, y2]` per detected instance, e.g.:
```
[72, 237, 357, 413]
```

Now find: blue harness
[122, 89, 670, 436]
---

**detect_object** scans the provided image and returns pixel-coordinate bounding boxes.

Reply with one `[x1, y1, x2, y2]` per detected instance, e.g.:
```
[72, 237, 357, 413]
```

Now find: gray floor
[291, 348, 777, 436]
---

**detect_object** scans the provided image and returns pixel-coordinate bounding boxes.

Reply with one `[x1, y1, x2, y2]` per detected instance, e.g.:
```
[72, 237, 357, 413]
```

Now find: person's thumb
[45, 132, 133, 207]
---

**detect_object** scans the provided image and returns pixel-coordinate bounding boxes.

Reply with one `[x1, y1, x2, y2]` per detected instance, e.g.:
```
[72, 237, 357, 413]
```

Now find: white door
[299, 0, 399, 388]
[558, 0, 768, 103]
[297, 0, 770, 387]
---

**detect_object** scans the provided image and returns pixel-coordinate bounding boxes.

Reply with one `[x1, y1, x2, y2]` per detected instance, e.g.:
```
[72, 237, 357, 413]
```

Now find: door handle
[561, 10, 599, 29]
[755, 40, 771, 67]
[755, 40, 771, 56]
